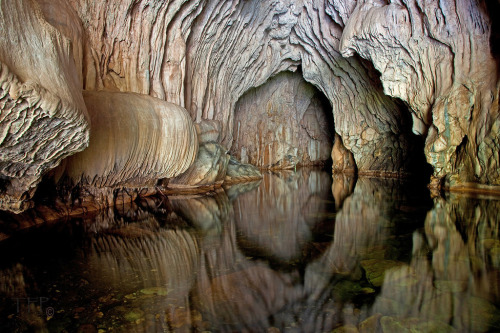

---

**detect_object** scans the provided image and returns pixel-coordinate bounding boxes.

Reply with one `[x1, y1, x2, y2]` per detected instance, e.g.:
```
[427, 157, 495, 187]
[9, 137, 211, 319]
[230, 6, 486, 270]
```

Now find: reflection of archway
[231, 69, 334, 170]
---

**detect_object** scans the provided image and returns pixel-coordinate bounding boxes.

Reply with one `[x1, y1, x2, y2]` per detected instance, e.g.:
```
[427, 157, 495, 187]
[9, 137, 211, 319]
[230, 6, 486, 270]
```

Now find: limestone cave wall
[0, 0, 499, 212]
[67, 0, 422, 174]
[340, 0, 500, 188]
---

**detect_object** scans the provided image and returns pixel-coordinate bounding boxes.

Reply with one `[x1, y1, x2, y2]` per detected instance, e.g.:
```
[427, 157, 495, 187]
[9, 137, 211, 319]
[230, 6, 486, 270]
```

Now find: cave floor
[0, 169, 499, 332]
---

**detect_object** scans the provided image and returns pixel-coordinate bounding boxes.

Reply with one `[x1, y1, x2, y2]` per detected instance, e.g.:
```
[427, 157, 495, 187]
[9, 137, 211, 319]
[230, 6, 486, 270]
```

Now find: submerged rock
[360, 259, 405, 287]
[224, 156, 262, 184]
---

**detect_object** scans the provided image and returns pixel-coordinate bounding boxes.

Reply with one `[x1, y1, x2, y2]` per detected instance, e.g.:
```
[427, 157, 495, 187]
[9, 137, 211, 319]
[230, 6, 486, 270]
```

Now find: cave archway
[230, 68, 334, 170]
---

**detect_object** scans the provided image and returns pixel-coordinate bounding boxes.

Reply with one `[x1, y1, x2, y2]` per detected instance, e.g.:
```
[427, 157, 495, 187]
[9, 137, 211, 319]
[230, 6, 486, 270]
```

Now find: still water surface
[0, 169, 499, 332]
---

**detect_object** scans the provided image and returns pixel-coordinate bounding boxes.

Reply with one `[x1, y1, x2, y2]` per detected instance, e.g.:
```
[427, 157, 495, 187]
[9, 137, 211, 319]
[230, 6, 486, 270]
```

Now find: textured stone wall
[56, 90, 198, 205]
[67, 0, 422, 175]
[1, 0, 499, 213]
[0, 0, 89, 212]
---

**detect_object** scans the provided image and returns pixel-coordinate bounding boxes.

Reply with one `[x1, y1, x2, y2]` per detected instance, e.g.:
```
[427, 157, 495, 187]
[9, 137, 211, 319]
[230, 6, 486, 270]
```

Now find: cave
[231, 69, 334, 169]
[1, 0, 500, 331]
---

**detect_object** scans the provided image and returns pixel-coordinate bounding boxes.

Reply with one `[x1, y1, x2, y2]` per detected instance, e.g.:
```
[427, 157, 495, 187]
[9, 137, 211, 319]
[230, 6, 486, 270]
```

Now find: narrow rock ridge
[0, 0, 89, 213]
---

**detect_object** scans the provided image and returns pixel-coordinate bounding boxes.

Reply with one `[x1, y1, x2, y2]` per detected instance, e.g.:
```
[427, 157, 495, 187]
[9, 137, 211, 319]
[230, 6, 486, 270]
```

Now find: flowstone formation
[169, 120, 262, 191]
[68, 0, 424, 175]
[55, 91, 198, 206]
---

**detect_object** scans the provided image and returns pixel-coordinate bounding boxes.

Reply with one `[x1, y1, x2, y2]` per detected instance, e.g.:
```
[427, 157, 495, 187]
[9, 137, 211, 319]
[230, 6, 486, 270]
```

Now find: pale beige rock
[224, 156, 262, 184]
[169, 119, 261, 188]
[169, 119, 229, 188]
[332, 134, 356, 174]
[2, 0, 499, 208]
[169, 141, 229, 188]
[57, 91, 198, 201]
[0, 0, 89, 213]
[35, 0, 84, 86]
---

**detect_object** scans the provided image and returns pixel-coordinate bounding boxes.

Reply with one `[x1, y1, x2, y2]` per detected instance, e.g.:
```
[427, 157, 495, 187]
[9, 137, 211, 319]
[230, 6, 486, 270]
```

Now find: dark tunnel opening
[231, 67, 334, 170]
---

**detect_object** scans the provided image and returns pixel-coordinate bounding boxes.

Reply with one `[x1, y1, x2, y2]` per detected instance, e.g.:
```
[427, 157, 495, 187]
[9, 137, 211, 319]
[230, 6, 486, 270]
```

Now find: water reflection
[233, 169, 333, 264]
[0, 170, 499, 332]
[367, 195, 500, 332]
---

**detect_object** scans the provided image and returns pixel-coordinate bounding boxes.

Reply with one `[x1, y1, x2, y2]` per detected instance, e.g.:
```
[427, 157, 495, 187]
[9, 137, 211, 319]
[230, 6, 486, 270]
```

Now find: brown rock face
[2, 0, 500, 210]
[231, 71, 333, 169]
[0, 0, 89, 213]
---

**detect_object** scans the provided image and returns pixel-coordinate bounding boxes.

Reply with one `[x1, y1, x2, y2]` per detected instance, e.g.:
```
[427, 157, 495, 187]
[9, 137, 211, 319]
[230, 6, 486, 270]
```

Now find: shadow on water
[0, 169, 500, 332]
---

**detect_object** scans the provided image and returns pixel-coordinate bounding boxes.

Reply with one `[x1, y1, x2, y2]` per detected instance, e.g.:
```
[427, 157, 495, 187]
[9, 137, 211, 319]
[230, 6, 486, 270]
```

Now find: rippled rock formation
[1, 0, 499, 208]
[67, 0, 424, 176]
[64, 0, 500, 189]
[55, 90, 197, 206]
[0, 0, 89, 213]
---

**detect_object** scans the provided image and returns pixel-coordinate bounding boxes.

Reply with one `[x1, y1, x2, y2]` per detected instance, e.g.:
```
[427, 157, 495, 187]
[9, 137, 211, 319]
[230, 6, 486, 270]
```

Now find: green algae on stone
[380, 316, 455, 333]
[124, 308, 144, 322]
[139, 287, 169, 296]
[358, 314, 382, 333]
[360, 259, 405, 287]
[332, 280, 375, 301]
[331, 324, 359, 333]
[433, 280, 466, 293]
[458, 296, 500, 332]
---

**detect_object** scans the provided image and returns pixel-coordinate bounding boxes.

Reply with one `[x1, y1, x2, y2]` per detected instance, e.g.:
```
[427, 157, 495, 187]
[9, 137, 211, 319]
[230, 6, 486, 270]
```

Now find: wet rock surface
[65, 0, 427, 176]
[2, 0, 499, 208]
[53, 90, 198, 207]
[340, 0, 500, 189]
[224, 155, 262, 184]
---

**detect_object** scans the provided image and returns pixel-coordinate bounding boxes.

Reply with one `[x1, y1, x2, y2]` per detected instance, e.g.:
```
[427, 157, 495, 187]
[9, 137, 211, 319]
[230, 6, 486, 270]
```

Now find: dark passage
[231, 69, 334, 170]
